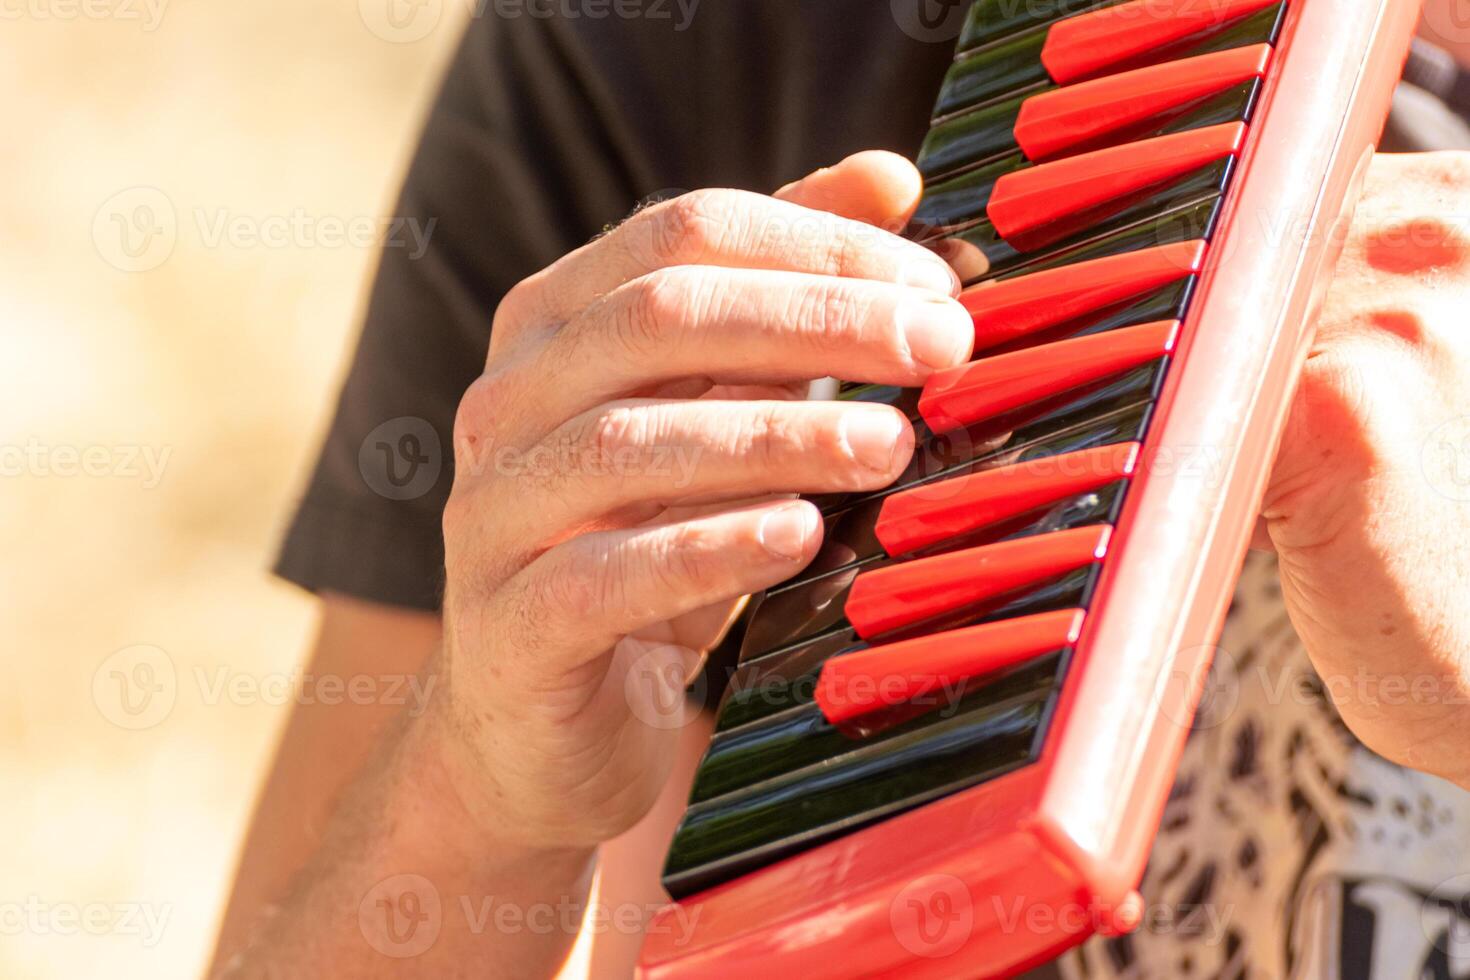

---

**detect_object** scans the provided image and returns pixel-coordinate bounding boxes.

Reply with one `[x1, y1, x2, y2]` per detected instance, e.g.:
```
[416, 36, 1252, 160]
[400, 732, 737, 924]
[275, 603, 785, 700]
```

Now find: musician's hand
[431, 151, 972, 851]
[1264, 151, 1470, 786]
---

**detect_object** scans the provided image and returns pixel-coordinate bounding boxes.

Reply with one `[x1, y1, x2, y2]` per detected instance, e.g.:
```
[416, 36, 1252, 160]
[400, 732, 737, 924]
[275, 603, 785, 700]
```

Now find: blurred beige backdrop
[2, 2, 469, 976]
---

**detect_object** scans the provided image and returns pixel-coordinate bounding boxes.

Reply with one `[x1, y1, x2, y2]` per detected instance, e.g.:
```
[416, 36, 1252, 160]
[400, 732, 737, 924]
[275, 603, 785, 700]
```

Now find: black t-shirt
[275, 3, 957, 608]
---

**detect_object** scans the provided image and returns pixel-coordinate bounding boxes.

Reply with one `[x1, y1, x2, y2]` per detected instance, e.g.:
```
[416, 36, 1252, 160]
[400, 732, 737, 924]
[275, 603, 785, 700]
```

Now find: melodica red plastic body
[641, 1, 1421, 977]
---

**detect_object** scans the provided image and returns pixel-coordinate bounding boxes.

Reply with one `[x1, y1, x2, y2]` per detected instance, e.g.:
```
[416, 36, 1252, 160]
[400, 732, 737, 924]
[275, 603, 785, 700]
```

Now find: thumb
[775, 150, 926, 229]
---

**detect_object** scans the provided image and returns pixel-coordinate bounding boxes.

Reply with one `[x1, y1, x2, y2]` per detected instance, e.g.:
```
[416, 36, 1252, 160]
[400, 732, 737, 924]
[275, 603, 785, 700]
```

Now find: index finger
[498, 180, 958, 340]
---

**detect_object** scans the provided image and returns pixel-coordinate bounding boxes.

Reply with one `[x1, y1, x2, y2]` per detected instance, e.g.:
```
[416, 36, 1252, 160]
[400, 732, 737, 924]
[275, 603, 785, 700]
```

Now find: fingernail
[902, 258, 962, 296]
[898, 296, 973, 371]
[840, 408, 908, 473]
[758, 505, 818, 562]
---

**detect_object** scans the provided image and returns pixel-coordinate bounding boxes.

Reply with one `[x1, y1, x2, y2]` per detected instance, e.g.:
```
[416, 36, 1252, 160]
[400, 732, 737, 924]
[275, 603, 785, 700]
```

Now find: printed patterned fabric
[1040, 553, 1470, 979]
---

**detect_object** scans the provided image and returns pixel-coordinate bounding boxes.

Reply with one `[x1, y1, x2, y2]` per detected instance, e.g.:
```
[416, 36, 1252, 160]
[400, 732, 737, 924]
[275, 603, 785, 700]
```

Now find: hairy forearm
[217, 697, 597, 978]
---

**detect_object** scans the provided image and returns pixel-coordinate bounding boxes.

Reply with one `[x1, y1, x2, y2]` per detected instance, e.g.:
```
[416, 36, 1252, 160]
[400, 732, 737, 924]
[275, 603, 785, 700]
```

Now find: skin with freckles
[1261, 152, 1470, 784]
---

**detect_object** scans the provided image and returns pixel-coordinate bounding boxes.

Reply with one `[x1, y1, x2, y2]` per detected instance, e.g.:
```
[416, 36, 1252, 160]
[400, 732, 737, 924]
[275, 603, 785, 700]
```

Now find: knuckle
[793, 278, 875, 349]
[493, 277, 543, 336]
[815, 409, 863, 467]
[525, 554, 602, 623]
[595, 539, 636, 613]
[648, 189, 736, 266]
[652, 522, 721, 593]
[738, 406, 798, 471]
[584, 403, 652, 464]
[530, 403, 655, 501]
[815, 220, 872, 277]
[452, 372, 506, 451]
[440, 484, 477, 542]
[516, 435, 575, 501]
[610, 272, 683, 357]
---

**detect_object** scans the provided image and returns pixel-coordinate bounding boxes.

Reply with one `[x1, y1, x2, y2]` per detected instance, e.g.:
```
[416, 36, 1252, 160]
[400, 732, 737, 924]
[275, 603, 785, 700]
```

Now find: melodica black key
[913, 76, 1263, 230]
[929, 0, 1285, 128]
[644, 1, 1421, 976]
[922, 12, 1281, 175]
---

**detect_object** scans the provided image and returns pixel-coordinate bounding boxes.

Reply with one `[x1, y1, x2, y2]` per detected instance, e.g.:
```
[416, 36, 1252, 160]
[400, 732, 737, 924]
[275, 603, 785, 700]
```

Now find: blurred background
[8, 5, 1467, 979]
[2, 2, 470, 976]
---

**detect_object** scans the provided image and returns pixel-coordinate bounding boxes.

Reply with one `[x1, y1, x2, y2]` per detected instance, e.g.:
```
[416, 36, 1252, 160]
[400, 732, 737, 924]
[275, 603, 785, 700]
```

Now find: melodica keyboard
[641, 2, 1420, 976]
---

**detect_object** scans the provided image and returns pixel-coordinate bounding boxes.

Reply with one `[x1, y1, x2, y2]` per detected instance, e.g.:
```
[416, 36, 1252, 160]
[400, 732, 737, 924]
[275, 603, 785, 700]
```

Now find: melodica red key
[815, 609, 1086, 726]
[1015, 44, 1273, 160]
[919, 320, 1180, 434]
[959, 239, 1204, 351]
[645, 1, 1420, 976]
[986, 122, 1248, 240]
[873, 442, 1140, 556]
[1042, 0, 1280, 84]
[921, 0, 1285, 151]
[845, 525, 1110, 640]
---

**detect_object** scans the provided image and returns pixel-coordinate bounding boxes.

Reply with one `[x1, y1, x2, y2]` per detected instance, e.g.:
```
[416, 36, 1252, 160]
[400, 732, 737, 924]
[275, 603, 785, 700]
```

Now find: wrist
[392, 698, 597, 881]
